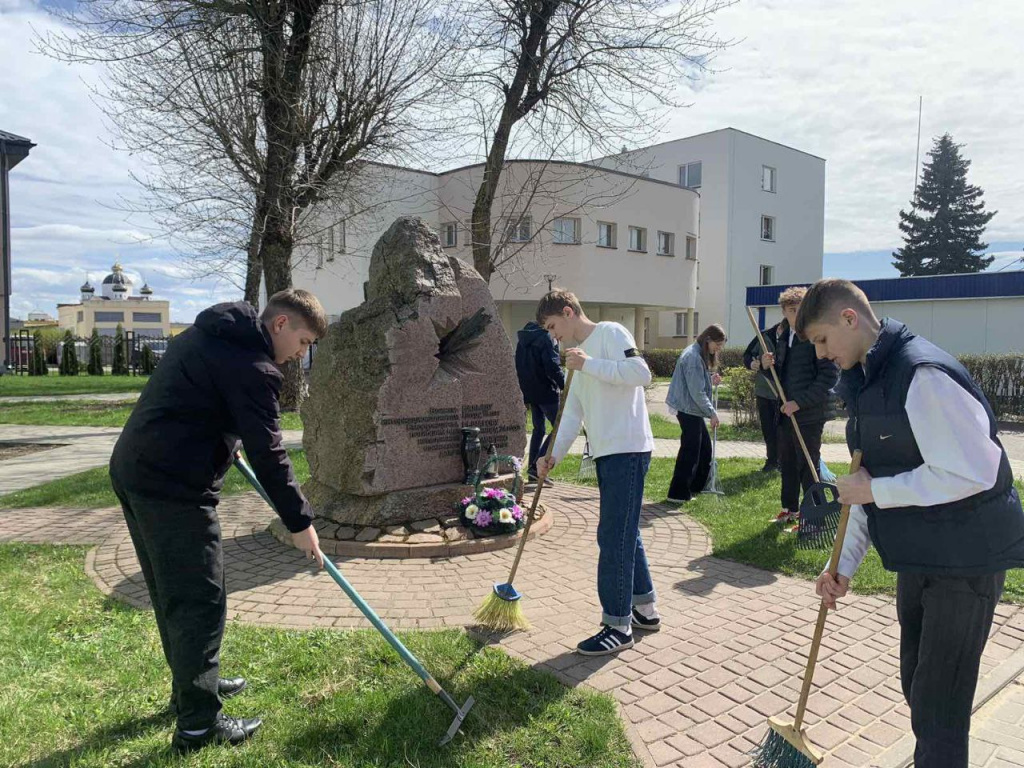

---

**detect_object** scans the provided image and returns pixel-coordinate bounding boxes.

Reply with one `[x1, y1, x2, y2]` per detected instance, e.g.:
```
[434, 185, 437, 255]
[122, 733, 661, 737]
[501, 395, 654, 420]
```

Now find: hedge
[642, 346, 748, 378]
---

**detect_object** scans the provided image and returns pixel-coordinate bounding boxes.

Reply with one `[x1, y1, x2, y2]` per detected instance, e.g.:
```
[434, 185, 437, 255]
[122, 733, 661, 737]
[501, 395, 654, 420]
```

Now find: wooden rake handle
[505, 368, 575, 585]
[745, 307, 820, 485]
[793, 450, 863, 729]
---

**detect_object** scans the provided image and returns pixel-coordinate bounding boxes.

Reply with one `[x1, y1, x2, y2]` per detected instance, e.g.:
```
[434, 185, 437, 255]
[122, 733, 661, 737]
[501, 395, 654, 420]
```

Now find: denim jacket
[666, 343, 715, 418]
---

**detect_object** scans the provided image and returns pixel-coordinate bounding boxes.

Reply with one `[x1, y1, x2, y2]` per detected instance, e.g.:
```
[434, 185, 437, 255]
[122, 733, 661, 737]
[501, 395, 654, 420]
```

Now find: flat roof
[746, 270, 1024, 306]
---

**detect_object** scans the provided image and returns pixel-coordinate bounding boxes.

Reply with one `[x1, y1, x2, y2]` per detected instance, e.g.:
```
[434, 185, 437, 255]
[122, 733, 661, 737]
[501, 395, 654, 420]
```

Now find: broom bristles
[473, 591, 530, 631]
[750, 728, 818, 768]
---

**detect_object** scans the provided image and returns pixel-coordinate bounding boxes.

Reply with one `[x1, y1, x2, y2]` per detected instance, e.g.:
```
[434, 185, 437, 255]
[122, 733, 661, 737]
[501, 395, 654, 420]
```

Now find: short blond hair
[536, 289, 584, 325]
[795, 278, 875, 336]
[778, 286, 807, 309]
[262, 288, 328, 338]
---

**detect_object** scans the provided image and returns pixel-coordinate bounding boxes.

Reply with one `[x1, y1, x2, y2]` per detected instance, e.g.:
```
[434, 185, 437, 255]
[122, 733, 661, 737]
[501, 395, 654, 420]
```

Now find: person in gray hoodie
[665, 324, 727, 502]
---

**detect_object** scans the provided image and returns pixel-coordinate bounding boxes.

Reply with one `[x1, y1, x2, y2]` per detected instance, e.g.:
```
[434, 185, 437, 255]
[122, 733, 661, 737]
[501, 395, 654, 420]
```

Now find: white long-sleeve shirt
[832, 366, 1004, 578]
[551, 322, 655, 463]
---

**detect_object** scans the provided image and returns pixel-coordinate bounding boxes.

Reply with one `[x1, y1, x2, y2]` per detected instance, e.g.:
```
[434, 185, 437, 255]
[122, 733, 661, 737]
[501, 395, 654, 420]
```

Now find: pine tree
[29, 331, 48, 376]
[140, 344, 157, 375]
[112, 323, 129, 376]
[59, 330, 80, 376]
[88, 328, 104, 376]
[893, 134, 996, 276]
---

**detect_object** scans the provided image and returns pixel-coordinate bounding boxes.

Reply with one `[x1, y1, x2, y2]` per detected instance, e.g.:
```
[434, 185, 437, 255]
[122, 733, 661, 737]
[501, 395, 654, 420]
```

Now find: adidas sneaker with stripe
[576, 625, 634, 656]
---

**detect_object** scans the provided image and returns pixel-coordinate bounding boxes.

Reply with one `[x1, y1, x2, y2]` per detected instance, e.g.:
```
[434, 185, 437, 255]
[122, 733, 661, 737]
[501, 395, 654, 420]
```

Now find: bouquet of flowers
[457, 454, 525, 536]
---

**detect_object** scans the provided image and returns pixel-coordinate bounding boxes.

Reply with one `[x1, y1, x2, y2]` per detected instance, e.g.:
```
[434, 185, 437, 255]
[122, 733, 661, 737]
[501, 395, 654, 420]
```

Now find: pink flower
[483, 488, 503, 499]
[461, 496, 474, 506]
[511, 505, 523, 521]
[476, 510, 493, 528]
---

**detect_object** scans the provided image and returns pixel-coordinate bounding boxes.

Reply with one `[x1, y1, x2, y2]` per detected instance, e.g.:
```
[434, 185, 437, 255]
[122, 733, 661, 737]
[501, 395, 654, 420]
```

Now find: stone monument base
[267, 501, 551, 559]
[303, 473, 521, 528]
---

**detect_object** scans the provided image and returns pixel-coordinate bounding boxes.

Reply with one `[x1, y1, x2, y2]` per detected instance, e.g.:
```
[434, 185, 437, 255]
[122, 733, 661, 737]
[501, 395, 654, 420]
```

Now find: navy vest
[837, 319, 1024, 575]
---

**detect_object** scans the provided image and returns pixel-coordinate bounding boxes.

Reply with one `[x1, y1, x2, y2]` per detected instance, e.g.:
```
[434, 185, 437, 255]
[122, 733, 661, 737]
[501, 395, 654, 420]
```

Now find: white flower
[498, 507, 513, 523]
[464, 504, 479, 520]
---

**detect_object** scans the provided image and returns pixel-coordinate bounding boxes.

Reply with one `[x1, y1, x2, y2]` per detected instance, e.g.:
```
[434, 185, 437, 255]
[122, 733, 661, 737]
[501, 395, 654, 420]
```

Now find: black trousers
[896, 571, 1004, 768]
[527, 401, 559, 475]
[777, 418, 824, 513]
[668, 412, 711, 501]
[112, 477, 226, 731]
[756, 396, 779, 465]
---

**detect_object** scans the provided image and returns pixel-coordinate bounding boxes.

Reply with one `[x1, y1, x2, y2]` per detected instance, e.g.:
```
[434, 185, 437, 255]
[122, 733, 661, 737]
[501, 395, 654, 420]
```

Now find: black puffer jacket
[775, 320, 840, 425]
[110, 302, 313, 532]
[515, 322, 565, 406]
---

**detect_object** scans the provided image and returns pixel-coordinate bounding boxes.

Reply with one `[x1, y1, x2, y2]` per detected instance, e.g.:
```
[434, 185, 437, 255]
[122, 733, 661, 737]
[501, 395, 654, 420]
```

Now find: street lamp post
[543, 273, 558, 292]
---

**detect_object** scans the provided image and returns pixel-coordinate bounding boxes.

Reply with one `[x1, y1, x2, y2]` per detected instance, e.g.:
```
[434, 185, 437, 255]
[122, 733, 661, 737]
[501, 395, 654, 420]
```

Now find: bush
[642, 348, 680, 377]
[58, 330, 79, 376]
[959, 354, 1024, 422]
[112, 324, 129, 376]
[140, 344, 157, 375]
[719, 346, 746, 370]
[28, 331, 48, 376]
[720, 366, 758, 427]
[87, 328, 103, 376]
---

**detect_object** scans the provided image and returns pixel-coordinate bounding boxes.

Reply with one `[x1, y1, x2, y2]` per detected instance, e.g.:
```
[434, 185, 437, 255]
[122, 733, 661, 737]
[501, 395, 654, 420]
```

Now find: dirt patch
[0, 443, 61, 461]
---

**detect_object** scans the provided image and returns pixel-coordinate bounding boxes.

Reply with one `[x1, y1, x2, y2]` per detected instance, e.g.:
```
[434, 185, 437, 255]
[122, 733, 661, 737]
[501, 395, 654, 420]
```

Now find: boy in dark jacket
[798, 278, 1024, 768]
[761, 286, 839, 524]
[742, 323, 781, 472]
[515, 320, 565, 481]
[109, 289, 327, 753]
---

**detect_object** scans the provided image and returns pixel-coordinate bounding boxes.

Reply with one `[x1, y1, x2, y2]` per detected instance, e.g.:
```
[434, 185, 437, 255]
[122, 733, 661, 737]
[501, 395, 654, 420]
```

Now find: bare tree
[444, 0, 733, 283]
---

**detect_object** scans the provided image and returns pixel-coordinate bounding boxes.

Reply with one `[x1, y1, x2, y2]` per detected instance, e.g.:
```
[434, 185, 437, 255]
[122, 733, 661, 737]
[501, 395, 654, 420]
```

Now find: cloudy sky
[2, 0, 1023, 322]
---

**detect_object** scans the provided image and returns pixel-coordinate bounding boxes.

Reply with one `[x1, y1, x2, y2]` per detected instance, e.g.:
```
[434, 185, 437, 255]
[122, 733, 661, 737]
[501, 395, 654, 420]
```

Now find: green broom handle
[793, 449, 863, 729]
[745, 307, 820, 485]
[232, 453, 440, 692]
[504, 368, 575, 586]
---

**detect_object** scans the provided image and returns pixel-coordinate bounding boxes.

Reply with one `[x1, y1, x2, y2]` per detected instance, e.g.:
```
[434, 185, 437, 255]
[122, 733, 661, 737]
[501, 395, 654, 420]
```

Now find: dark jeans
[112, 477, 226, 731]
[527, 401, 559, 476]
[897, 571, 1004, 768]
[668, 412, 711, 501]
[756, 396, 779, 465]
[778, 417, 824, 513]
[594, 452, 655, 626]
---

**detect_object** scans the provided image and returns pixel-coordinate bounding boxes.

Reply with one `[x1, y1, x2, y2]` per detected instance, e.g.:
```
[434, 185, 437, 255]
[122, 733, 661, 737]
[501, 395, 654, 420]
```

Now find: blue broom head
[493, 582, 521, 601]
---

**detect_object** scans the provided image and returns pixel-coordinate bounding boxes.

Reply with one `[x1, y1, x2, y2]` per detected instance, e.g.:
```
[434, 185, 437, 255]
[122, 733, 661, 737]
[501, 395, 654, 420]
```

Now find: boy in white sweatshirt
[535, 290, 659, 655]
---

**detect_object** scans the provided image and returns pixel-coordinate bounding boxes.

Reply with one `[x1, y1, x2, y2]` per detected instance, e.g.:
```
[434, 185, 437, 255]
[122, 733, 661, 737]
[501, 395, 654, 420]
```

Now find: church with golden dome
[57, 262, 171, 338]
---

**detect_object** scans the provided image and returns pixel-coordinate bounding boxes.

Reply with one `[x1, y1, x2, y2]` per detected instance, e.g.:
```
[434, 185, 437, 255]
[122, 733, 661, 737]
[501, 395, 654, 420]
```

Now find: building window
[77, 311, 83, 323]
[442, 222, 458, 248]
[762, 165, 777, 193]
[506, 215, 532, 243]
[693, 311, 700, 335]
[95, 311, 124, 323]
[685, 235, 697, 261]
[761, 215, 775, 242]
[597, 221, 616, 248]
[759, 265, 775, 286]
[674, 312, 684, 337]
[133, 312, 162, 323]
[552, 217, 580, 244]
[679, 161, 702, 189]
[320, 221, 345, 266]
[657, 231, 674, 256]
[643, 317, 650, 346]
[628, 226, 647, 252]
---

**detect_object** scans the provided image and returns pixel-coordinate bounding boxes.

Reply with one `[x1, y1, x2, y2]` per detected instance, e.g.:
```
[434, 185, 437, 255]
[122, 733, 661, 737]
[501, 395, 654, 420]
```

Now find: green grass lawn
[550, 455, 1024, 603]
[0, 543, 638, 768]
[0, 450, 310, 509]
[0, 400, 303, 431]
[0, 373, 150, 396]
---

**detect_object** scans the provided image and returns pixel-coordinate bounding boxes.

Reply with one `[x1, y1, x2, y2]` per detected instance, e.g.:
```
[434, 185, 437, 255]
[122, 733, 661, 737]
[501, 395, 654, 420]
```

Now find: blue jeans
[595, 451, 656, 626]
[527, 401, 559, 476]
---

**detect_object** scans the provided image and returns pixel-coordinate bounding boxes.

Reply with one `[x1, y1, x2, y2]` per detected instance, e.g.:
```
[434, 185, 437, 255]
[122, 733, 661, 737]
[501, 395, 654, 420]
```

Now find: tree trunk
[244, 200, 266, 307]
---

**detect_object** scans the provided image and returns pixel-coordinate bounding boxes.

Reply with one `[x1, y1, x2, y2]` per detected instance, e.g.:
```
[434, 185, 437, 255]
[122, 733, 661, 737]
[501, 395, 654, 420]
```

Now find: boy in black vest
[797, 278, 1024, 768]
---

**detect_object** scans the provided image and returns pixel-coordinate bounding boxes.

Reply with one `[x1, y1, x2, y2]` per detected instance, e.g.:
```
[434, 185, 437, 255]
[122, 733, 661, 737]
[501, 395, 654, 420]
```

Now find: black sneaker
[760, 462, 779, 473]
[631, 608, 661, 632]
[576, 625, 634, 656]
[171, 713, 262, 754]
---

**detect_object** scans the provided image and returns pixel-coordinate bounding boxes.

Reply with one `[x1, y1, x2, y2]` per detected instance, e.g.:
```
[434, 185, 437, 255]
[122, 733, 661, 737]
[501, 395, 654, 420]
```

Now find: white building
[293, 128, 825, 349]
[601, 128, 826, 343]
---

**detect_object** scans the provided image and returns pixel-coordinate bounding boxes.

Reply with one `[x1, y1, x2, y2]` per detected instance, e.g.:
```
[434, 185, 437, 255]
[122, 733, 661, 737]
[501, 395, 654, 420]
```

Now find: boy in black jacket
[109, 289, 327, 753]
[799, 278, 1024, 768]
[762, 286, 839, 524]
[515, 321, 565, 481]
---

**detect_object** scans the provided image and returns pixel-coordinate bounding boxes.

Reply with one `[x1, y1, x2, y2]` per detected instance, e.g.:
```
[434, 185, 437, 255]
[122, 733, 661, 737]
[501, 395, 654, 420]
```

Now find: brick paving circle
[4, 486, 1024, 768]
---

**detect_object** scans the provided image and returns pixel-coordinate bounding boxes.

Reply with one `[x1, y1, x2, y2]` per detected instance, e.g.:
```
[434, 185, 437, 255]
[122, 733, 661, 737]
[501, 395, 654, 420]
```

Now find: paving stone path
[4, 484, 1024, 768]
